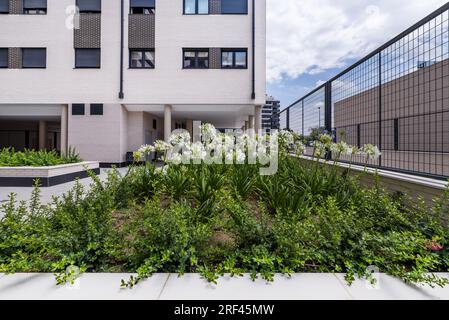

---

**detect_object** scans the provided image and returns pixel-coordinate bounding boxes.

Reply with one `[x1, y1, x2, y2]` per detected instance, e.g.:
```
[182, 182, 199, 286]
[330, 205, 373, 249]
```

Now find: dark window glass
[183, 49, 209, 69]
[72, 104, 85, 115]
[130, 49, 155, 69]
[22, 48, 46, 68]
[90, 104, 103, 115]
[221, 0, 247, 14]
[76, 0, 101, 13]
[0, 48, 7, 68]
[0, 0, 9, 14]
[23, 0, 47, 14]
[221, 49, 247, 68]
[153, 119, 157, 130]
[75, 49, 101, 68]
[130, 0, 155, 14]
[184, 0, 208, 14]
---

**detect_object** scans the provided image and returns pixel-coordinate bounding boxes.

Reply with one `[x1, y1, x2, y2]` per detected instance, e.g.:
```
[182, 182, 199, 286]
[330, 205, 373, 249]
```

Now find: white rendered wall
[0, 0, 266, 106]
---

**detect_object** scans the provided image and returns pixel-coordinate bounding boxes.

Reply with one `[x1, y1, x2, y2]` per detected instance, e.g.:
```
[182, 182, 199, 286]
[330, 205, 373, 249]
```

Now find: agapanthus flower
[330, 141, 352, 156]
[359, 144, 381, 160]
[154, 140, 172, 152]
[319, 133, 333, 146]
[169, 131, 191, 146]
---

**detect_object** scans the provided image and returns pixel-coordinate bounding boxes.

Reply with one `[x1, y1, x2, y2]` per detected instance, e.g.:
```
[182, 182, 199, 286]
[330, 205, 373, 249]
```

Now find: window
[221, 0, 247, 14]
[90, 104, 103, 115]
[0, 0, 9, 14]
[75, 49, 101, 68]
[130, 49, 155, 69]
[72, 104, 85, 115]
[22, 48, 46, 68]
[76, 0, 101, 13]
[183, 49, 209, 69]
[184, 0, 208, 14]
[0, 49, 7, 68]
[130, 0, 155, 14]
[23, 0, 47, 14]
[153, 119, 157, 130]
[221, 49, 247, 69]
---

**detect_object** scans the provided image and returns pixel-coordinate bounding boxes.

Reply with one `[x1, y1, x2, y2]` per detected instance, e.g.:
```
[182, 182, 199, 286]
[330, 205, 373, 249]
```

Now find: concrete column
[248, 115, 254, 129]
[254, 105, 262, 134]
[60, 105, 68, 156]
[38, 120, 47, 150]
[244, 121, 249, 131]
[164, 105, 172, 142]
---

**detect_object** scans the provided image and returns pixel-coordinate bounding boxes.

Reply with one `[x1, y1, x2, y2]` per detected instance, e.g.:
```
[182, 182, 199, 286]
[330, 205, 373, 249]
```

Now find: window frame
[76, 0, 102, 14]
[90, 103, 104, 116]
[0, 0, 9, 14]
[129, 0, 155, 15]
[221, 48, 248, 69]
[72, 104, 85, 116]
[75, 48, 101, 69]
[129, 49, 155, 69]
[183, 0, 209, 15]
[183, 48, 210, 69]
[23, 0, 47, 15]
[21, 48, 46, 69]
[220, 0, 248, 15]
[0, 48, 8, 68]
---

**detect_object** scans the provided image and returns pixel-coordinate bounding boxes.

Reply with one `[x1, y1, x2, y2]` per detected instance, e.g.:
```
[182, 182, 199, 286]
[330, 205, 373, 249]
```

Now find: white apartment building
[0, 0, 266, 166]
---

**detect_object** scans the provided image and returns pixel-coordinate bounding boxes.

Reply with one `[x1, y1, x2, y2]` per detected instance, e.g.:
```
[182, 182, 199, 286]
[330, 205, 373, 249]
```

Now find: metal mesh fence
[277, 4, 449, 179]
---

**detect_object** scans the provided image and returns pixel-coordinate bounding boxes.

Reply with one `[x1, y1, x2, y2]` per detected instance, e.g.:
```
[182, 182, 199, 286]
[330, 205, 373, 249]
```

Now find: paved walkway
[0, 273, 448, 300]
[0, 167, 130, 206]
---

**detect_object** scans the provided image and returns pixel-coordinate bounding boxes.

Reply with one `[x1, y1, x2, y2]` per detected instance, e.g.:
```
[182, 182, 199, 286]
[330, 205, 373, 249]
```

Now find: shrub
[0, 147, 81, 167]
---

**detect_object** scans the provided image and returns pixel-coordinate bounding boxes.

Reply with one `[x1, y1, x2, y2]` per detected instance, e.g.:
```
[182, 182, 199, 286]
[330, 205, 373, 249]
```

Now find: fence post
[325, 82, 333, 160]
[378, 52, 382, 167]
[301, 100, 305, 137]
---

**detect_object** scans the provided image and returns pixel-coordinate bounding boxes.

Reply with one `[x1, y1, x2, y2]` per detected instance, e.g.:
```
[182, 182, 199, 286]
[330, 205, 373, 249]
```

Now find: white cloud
[267, 0, 448, 83]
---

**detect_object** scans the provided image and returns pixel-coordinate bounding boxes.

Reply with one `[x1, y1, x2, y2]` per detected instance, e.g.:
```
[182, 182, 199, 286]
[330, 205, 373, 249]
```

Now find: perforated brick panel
[74, 14, 101, 49]
[9, 0, 23, 14]
[209, 0, 221, 14]
[8, 48, 22, 69]
[128, 14, 155, 49]
[209, 48, 221, 69]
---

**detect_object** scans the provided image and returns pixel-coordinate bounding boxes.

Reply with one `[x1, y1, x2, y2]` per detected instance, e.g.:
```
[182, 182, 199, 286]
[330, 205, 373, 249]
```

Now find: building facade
[0, 0, 266, 165]
[262, 95, 279, 132]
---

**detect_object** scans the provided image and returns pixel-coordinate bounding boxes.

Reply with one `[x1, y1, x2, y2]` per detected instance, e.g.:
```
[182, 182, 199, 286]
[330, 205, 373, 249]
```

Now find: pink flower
[425, 240, 444, 252]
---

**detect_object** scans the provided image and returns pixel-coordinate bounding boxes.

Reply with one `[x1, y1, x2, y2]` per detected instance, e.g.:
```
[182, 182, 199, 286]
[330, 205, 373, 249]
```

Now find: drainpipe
[251, 0, 256, 100]
[119, 0, 125, 99]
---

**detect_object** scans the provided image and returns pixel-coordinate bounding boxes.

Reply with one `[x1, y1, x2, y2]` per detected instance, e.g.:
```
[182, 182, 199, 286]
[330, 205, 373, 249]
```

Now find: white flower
[138, 144, 155, 154]
[190, 142, 206, 161]
[155, 165, 169, 175]
[313, 141, 326, 157]
[167, 152, 182, 165]
[169, 131, 191, 146]
[294, 142, 306, 155]
[359, 144, 381, 160]
[154, 140, 172, 152]
[236, 149, 246, 163]
[201, 123, 218, 142]
[279, 130, 294, 145]
[330, 141, 352, 156]
[319, 134, 333, 146]
[225, 151, 234, 163]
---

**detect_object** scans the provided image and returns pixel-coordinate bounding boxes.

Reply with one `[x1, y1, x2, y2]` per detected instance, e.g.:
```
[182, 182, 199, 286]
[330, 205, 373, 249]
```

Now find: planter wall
[0, 161, 100, 187]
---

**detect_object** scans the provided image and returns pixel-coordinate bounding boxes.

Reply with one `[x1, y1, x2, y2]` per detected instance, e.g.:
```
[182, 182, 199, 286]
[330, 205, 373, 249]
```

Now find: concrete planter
[0, 273, 448, 300]
[0, 161, 100, 187]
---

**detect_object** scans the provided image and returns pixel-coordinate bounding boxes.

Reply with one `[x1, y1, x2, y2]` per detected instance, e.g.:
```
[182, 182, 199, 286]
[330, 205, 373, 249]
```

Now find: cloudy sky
[266, 0, 448, 108]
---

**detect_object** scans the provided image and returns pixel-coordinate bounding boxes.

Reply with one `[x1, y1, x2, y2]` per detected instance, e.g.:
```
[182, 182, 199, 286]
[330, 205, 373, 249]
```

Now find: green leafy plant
[0, 147, 81, 167]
